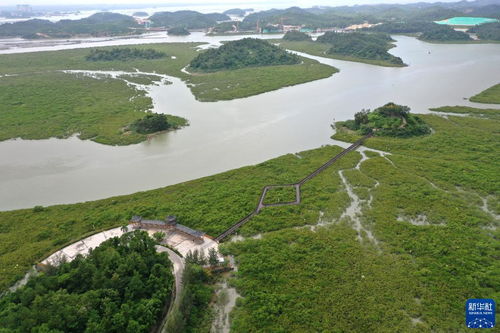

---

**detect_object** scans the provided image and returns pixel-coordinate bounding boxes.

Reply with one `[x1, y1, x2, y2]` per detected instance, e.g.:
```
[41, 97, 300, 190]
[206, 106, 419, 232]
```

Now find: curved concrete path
[156, 246, 184, 305]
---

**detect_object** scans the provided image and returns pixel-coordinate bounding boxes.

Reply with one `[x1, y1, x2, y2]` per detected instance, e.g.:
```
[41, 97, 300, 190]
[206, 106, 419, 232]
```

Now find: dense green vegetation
[317, 32, 405, 65]
[0, 104, 498, 331]
[189, 38, 300, 72]
[224, 109, 498, 331]
[130, 113, 181, 134]
[240, 7, 365, 31]
[468, 22, 500, 41]
[224, 225, 421, 332]
[86, 48, 167, 62]
[277, 32, 406, 68]
[368, 21, 442, 35]
[0, 12, 141, 38]
[367, 21, 472, 42]
[0, 231, 174, 332]
[263, 186, 298, 205]
[167, 27, 191, 36]
[150, 11, 230, 29]
[338, 103, 431, 137]
[470, 83, 500, 104]
[164, 263, 214, 333]
[275, 39, 398, 67]
[0, 43, 201, 77]
[283, 30, 312, 41]
[419, 25, 471, 42]
[187, 56, 336, 102]
[211, 21, 239, 33]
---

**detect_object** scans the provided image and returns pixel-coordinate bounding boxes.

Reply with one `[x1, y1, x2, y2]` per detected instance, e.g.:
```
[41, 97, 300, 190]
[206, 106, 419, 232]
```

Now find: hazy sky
[1, 0, 463, 7]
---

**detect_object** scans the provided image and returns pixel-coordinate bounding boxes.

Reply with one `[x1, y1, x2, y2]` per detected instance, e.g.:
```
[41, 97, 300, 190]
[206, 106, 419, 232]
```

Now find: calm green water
[435, 17, 499, 26]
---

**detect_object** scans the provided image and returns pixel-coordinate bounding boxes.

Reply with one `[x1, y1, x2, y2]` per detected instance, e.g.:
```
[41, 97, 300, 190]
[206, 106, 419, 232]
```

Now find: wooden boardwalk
[215, 134, 372, 242]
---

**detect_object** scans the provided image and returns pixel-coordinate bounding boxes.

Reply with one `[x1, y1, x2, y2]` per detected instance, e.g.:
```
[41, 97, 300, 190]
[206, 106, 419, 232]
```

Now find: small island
[317, 32, 405, 66]
[277, 32, 406, 67]
[337, 103, 431, 137]
[419, 25, 471, 42]
[283, 30, 312, 41]
[128, 113, 187, 135]
[167, 26, 191, 36]
[185, 38, 337, 101]
[189, 38, 300, 72]
[86, 48, 167, 62]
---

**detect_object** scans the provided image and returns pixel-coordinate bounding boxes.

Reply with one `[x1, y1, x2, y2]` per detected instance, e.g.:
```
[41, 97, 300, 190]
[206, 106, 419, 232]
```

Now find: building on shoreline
[130, 215, 205, 243]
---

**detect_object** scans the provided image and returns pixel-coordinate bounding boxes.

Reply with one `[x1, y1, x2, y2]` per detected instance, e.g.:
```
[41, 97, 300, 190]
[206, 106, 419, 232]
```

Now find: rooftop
[175, 224, 205, 238]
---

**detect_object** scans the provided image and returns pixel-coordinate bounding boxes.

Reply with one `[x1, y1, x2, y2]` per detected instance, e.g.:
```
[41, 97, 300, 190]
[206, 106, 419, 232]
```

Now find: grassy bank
[470, 83, 500, 104]
[0, 42, 337, 143]
[430, 106, 500, 120]
[0, 71, 186, 145]
[188, 57, 337, 102]
[275, 40, 407, 67]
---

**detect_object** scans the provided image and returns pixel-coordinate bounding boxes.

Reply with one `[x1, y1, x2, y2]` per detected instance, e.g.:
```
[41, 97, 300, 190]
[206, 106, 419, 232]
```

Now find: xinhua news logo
[466, 299, 496, 329]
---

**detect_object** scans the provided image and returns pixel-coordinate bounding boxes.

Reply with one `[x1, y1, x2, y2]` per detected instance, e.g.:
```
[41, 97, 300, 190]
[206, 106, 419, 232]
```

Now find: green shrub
[0, 231, 174, 332]
[130, 113, 171, 134]
[86, 48, 167, 61]
[189, 38, 300, 72]
[283, 30, 311, 41]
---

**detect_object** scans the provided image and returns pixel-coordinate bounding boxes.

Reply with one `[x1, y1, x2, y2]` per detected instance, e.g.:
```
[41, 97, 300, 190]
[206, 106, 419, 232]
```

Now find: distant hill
[189, 38, 300, 72]
[133, 11, 149, 17]
[466, 4, 500, 19]
[317, 32, 405, 66]
[223, 8, 253, 17]
[240, 7, 336, 30]
[368, 21, 472, 42]
[0, 12, 140, 38]
[237, 3, 498, 32]
[149, 10, 230, 30]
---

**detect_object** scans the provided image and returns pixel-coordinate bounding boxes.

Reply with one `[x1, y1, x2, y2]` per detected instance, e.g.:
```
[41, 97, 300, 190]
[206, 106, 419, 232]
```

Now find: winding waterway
[0, 34, 499, 210]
